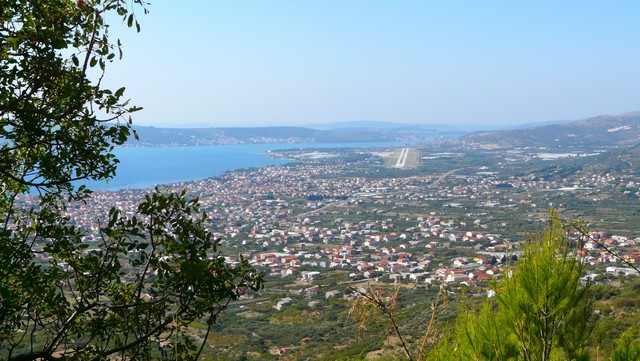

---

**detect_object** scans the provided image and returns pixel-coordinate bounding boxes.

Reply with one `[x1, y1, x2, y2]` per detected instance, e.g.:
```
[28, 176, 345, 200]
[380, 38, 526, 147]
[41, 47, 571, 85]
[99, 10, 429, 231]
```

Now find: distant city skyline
[106, 1, 640, 130]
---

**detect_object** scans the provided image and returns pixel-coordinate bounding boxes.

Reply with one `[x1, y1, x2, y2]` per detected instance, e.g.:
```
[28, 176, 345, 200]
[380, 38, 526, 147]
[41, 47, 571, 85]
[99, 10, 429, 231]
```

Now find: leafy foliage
[0, 1, 263, 360]
[1, 0, 143, 193]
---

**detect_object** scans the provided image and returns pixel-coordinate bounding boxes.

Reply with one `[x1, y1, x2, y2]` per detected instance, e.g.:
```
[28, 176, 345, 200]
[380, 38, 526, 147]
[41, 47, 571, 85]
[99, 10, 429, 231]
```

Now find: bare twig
[563, 219, 640, 273]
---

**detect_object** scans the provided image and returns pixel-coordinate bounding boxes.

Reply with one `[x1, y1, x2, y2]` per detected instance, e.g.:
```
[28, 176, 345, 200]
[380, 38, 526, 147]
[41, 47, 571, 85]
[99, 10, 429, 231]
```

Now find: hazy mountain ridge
[126, 124, 461, 146]
[306, 120, 462, 132]
[500, 119, 576, 130]
[125, 113, 640, 147]
[461, 113, 640, 148]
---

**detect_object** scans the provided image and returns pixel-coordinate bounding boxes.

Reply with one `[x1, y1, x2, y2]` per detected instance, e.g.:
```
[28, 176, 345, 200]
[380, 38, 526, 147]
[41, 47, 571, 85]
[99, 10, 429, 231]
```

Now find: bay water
[85, 142, 403, 191]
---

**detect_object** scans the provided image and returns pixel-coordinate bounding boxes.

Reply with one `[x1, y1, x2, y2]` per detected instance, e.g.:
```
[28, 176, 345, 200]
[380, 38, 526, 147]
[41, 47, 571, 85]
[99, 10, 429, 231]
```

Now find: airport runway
[395, 148, 409, 168]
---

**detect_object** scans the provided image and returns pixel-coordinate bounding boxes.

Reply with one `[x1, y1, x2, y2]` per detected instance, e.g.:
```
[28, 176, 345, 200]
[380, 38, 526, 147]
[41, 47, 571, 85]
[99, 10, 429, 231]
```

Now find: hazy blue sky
[107, 1, 640, 130]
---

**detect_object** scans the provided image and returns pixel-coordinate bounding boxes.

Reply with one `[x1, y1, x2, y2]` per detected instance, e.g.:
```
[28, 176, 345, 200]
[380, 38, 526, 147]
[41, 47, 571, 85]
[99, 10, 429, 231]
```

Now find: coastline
[83, 141, 409, 191]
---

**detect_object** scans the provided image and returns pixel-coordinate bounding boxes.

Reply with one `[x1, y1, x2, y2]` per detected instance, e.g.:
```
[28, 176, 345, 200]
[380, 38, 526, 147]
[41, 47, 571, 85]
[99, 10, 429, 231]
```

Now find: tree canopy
[0, 1, 262, 359]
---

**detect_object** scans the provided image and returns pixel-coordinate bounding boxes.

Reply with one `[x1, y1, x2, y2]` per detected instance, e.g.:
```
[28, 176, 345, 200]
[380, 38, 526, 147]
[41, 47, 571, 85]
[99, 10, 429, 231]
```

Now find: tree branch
[91, 315, 175, 361]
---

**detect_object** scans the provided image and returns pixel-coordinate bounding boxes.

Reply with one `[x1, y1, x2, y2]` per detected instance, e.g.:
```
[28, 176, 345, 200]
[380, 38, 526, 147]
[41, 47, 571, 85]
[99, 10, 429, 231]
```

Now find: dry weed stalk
[417, 286, 447, 361]
[348, 284, 448, 361]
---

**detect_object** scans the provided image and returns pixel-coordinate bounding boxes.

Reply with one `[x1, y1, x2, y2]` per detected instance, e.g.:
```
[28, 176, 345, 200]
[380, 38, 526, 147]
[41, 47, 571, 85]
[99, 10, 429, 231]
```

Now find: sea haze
[84, 142, 403, 191]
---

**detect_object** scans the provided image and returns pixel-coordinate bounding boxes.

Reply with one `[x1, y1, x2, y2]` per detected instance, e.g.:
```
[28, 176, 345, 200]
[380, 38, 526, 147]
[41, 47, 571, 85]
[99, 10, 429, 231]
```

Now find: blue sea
[85, 142, 404, 191]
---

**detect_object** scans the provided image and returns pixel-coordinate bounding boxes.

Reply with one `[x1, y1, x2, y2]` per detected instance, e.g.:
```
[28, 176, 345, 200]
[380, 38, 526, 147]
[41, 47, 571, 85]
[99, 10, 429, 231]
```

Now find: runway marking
[395, 148, 409, 168]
